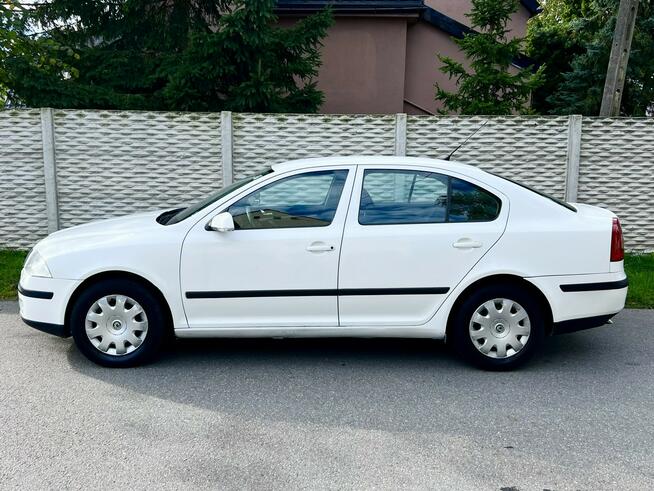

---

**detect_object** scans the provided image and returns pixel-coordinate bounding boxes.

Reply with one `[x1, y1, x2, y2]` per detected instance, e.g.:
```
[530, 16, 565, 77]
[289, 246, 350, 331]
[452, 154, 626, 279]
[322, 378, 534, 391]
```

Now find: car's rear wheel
[70, 279, 166, 367]
[451, 283, 545, 370]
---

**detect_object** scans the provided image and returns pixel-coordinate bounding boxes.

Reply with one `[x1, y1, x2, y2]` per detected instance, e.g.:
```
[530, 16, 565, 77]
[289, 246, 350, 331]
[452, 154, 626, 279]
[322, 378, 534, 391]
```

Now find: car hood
[35, 210, 166, 259]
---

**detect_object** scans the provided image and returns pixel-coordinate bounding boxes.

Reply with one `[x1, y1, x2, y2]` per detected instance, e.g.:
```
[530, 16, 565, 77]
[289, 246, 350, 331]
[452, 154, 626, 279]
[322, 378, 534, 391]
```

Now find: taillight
[611, 217, 624, 262]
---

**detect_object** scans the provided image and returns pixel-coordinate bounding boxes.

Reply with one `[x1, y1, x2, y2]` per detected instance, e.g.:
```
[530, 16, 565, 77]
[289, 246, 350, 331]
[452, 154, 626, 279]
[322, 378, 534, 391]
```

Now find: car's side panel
[416, 190, 620, 331]
[179, 166, 356, 328]
[415, 235, 624, 340]
[33, 211, 190, 330]
[337, 165, 510, 326]
[466, 176, 616, 276]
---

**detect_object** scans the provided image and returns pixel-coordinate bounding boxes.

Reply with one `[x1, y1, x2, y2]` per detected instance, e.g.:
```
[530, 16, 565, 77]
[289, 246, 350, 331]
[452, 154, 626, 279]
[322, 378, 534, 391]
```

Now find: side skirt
[174, 326, 444, 340]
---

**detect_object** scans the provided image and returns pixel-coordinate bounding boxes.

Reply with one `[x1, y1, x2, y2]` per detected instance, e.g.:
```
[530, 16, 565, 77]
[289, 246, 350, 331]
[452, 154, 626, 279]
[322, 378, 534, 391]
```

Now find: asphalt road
[1, 302, 653, 490]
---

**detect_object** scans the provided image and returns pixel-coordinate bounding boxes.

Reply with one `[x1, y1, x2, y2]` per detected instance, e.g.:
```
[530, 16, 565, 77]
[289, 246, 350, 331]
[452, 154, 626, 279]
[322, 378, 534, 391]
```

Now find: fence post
[40, 107, 60, 233]
[221, 111, 234, 185]
[395, 113, 407, 156]
[565, 114, 582, 202]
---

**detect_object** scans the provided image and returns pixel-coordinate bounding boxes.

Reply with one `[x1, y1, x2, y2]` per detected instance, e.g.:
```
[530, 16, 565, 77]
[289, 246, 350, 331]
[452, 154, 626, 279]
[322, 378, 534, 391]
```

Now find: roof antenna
[444, 120, 488, 161]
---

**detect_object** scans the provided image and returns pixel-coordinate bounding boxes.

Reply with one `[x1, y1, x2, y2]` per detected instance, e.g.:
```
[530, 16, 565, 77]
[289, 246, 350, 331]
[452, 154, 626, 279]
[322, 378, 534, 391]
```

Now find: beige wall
[403, 13, 523, 116]
[424, 0, 531, 38]
[404, 21, 461, 115]
[314, 17, 408, 114]
[280, 2, 531, 115]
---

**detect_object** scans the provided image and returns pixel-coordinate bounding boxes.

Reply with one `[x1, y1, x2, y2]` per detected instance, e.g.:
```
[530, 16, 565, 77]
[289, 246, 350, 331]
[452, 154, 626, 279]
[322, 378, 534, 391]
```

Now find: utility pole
[599, 0, 639, 117]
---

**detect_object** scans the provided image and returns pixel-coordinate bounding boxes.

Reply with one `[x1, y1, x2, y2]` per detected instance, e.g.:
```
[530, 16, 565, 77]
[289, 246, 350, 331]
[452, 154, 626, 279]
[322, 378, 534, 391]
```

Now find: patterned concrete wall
[578, 118, 654, 251]
[0, 110, 47, 249]
[0, 110, 652, 251]
[54, 110, 222, 228]
[406, 116, 570, 199]
[232, 113, 396, 179]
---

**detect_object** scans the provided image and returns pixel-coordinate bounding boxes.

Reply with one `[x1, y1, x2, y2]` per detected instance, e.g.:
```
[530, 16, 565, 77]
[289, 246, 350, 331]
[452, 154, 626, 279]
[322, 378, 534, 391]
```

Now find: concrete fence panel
[231, 113, 396, 180]
[0, 109, 651, 252]
[53, 110, 222, 228]
[406, 115, 570, 199]
[0, 110, 48, 249]
[578, 118, 654, 252]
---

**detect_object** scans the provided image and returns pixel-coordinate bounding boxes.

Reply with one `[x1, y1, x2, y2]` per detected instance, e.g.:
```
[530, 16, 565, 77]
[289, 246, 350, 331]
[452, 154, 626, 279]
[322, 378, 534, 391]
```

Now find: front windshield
[166, 168, 272, 225]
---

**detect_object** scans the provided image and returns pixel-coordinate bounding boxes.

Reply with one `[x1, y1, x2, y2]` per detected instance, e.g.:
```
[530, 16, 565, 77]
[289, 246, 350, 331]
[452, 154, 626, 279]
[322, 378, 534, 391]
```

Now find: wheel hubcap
[85, 295, 148, 356]
[469, 298, 531, 359]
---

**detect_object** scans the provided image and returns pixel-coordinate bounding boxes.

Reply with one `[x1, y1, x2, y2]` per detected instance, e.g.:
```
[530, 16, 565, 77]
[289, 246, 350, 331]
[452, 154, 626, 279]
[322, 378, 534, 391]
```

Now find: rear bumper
[552, 313, 618, 335]
[526, 272, 627, 323]
[559, 278, 628, 292]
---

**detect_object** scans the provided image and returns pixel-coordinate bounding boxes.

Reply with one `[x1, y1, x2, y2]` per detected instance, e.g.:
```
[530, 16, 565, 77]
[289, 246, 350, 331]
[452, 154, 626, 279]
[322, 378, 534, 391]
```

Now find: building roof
[276, 1, 540, 16]
[420, 7, 533, 68]
[275, 0, 425, 15]
[275, 0, 538, 69]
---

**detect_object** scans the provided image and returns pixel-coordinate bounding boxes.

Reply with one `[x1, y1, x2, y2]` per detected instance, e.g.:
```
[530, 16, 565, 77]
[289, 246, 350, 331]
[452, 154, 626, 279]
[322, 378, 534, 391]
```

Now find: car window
[359, 169, 500, 225]
[165, 168, 273, 225]
[228, 170, 348, 229]
[449, 177, 501, 222]
[359, 170, 448, 225]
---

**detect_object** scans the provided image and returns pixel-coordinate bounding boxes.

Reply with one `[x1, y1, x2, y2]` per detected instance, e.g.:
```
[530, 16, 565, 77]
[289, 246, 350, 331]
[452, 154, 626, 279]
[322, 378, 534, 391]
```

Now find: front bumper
[18, 269, 80, 337]
[21, 317, 68, 337]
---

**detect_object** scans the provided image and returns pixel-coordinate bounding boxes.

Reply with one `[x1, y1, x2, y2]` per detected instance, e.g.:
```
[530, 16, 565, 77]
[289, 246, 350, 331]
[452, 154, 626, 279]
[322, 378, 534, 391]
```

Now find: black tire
[70, 278, 167, 367]
[451, 283, 545, 371]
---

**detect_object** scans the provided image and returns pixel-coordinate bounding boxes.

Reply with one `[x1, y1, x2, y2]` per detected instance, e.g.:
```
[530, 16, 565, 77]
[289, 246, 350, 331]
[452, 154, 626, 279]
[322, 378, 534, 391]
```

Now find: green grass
[624, 253, 654, 309]
[0, 249, 27, 299]
[0, 249, 652, 308]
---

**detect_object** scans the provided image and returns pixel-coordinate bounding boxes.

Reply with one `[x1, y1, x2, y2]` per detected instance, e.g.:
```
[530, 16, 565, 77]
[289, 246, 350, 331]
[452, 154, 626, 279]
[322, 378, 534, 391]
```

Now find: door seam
[335, 165, 360, 327]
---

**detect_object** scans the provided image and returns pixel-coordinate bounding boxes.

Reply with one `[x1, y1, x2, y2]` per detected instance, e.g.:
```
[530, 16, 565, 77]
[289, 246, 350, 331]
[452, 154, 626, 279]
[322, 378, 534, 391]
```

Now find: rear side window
[359, 169, 500, 225]
[449, 177, 502, 222]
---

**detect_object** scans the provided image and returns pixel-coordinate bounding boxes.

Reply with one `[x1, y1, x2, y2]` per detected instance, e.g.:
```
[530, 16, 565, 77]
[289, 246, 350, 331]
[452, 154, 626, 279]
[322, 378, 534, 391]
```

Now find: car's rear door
[338, 164, 508, 326]
[180, 165, 354, 328]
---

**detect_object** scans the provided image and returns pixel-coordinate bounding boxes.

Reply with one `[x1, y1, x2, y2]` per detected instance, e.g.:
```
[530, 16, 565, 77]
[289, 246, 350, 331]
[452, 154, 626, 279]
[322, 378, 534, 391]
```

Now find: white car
[18, 156, 628, 370]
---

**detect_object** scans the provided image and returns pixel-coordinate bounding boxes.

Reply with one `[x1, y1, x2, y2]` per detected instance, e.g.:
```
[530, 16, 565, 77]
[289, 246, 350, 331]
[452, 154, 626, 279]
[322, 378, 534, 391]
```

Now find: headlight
[24, 250, 52, 278]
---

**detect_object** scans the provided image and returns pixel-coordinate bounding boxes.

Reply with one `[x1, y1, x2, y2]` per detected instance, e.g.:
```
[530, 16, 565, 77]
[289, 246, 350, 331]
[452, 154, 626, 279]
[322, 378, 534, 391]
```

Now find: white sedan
[18, 156, 628, 370]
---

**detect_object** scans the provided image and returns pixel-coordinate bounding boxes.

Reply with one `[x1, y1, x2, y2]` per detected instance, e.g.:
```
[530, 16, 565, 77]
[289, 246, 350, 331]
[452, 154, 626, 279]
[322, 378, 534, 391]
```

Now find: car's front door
[338, 165, 508, 326]
[180, 166, 354, 328]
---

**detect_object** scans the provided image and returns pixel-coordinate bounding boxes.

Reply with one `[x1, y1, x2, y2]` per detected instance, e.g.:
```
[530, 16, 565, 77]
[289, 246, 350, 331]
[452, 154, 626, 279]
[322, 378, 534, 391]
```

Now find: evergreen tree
[528, 0, 654, 116]
[525, 0, 587, 114]
[435, 0, 542, 115]
[0, 0, 332, 112]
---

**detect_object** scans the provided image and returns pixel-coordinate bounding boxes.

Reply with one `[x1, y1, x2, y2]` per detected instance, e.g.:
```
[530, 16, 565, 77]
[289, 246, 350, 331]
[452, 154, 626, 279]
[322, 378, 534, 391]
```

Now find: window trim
[357, 168, 502, 226]
[226, 169, 350, 231]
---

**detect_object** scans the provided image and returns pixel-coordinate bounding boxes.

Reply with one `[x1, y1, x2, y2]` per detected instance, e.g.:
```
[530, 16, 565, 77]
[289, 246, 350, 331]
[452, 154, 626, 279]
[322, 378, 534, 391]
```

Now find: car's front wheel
[451, 283, 545, 370]
[70, 279, 166, 367]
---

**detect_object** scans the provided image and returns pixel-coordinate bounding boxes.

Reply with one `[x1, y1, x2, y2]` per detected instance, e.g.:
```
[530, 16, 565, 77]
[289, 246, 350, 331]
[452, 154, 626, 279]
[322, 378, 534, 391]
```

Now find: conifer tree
[436, 0, 542, 115]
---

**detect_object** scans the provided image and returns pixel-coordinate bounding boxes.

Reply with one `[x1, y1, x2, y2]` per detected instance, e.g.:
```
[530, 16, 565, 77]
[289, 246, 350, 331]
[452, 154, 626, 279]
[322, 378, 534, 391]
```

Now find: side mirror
[206, 212, 235, 232]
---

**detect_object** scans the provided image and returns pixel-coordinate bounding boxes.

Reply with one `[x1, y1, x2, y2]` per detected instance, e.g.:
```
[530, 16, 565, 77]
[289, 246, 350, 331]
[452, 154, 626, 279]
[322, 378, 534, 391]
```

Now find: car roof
[271, 156, 483, 176]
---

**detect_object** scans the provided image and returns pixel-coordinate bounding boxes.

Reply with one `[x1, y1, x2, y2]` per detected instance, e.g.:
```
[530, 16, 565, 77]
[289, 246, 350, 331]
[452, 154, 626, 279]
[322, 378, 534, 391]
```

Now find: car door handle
[452, 238, 483, 249]
[306, 242, 335, 253]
